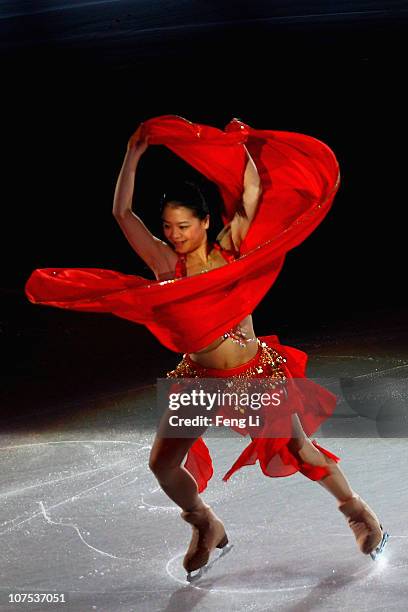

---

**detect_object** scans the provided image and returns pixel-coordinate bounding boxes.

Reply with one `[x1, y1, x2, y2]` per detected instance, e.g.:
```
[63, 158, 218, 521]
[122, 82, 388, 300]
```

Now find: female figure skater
[112, 129, 388, 578]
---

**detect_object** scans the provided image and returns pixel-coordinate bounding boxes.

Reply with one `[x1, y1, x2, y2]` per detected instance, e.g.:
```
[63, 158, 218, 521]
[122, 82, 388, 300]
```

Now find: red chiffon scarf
[25, 115, 340, 354]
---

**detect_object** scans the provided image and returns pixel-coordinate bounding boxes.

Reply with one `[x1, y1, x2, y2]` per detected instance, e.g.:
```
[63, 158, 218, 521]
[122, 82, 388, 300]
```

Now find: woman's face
[162, 204, 209, 254]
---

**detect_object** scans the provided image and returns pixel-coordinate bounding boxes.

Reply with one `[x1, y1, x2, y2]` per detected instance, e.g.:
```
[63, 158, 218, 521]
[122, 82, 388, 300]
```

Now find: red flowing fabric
[177, 335, 340, 493]
[24, 115, 340, 354]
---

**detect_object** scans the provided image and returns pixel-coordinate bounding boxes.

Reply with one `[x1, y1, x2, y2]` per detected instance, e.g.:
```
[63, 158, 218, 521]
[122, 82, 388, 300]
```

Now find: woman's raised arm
[229, 146, 263, 250]
[112, 132, 149, 218]
[112, 131, 176, 275]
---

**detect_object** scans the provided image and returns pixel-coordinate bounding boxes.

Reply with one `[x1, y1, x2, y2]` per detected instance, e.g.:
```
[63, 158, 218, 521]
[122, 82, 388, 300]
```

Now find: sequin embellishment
[166, 341, 287, 413]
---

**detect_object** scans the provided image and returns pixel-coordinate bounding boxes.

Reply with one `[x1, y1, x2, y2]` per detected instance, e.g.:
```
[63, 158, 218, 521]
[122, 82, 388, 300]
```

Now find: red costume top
[24, 115, 340, 354]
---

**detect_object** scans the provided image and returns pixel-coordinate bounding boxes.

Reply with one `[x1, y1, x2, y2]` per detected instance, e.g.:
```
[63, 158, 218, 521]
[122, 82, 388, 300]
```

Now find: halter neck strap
[174, 254, 187, 279]
[211, 241, 237, 264]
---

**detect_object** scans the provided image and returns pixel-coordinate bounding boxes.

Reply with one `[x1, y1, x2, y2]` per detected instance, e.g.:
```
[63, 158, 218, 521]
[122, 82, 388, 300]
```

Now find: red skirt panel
[167, 335, 340, 493]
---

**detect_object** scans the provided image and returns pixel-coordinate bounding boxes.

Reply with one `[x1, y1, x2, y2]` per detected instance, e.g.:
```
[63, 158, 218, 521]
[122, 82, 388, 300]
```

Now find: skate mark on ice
[313, 355, 408, 376]
[0, 440, 149, 451]
[38, 501, 138, 561]
[0, 442, 150, 535]
[165, 544, 237, 589]
[140, 486, 179, 512]
[0, 458, 130, 501]
[0, 464, 143, 535]
[352, 364, 408, 378]
[186, 543, 235, 583]
[166, 543, 382, 592]
[0, 457, 145, 531]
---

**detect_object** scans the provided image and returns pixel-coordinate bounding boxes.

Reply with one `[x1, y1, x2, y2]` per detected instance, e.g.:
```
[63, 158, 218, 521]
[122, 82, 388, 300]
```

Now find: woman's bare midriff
[189, 314, 259, 369]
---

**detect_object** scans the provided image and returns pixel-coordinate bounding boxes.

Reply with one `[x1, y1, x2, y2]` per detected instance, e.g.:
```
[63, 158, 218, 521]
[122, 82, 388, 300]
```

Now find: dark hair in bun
[160, 181, 209, 220]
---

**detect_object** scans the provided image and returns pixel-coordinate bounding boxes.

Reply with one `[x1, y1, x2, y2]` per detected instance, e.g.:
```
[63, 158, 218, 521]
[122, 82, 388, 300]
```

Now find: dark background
[1, 1, 407, 416]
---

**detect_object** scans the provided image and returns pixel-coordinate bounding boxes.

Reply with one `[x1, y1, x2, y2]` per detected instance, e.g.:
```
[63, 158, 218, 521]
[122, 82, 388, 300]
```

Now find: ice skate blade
[186, 543, 234, 583]
[370, 530, 389, 561]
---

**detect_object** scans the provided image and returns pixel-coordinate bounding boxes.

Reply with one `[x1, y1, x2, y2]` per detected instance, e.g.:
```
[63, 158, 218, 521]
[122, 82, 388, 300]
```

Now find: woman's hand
[127, 124, 149, 155]
[113, 124, 149, 218]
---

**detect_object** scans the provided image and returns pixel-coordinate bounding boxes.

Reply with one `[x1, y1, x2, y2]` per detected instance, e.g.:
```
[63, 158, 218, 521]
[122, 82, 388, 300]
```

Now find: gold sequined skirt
[166, 338, 288, 414]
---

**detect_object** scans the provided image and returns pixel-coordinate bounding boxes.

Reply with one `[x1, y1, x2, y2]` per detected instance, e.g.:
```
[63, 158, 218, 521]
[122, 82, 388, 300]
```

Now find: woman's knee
[288, 437, 328, 467]
[148, 448, 164, 476]
[148, 438, 190, 477]
[149, 449, 176, 477]
[288, 414, 328, 467]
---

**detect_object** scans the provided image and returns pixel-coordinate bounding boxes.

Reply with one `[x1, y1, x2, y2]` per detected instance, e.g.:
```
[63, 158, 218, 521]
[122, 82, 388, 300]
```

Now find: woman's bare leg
[288, 414, 355, 502]
[148, 409, 228, 573]
[148, 434, 206, 511]
[287, 414, 384, 555]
